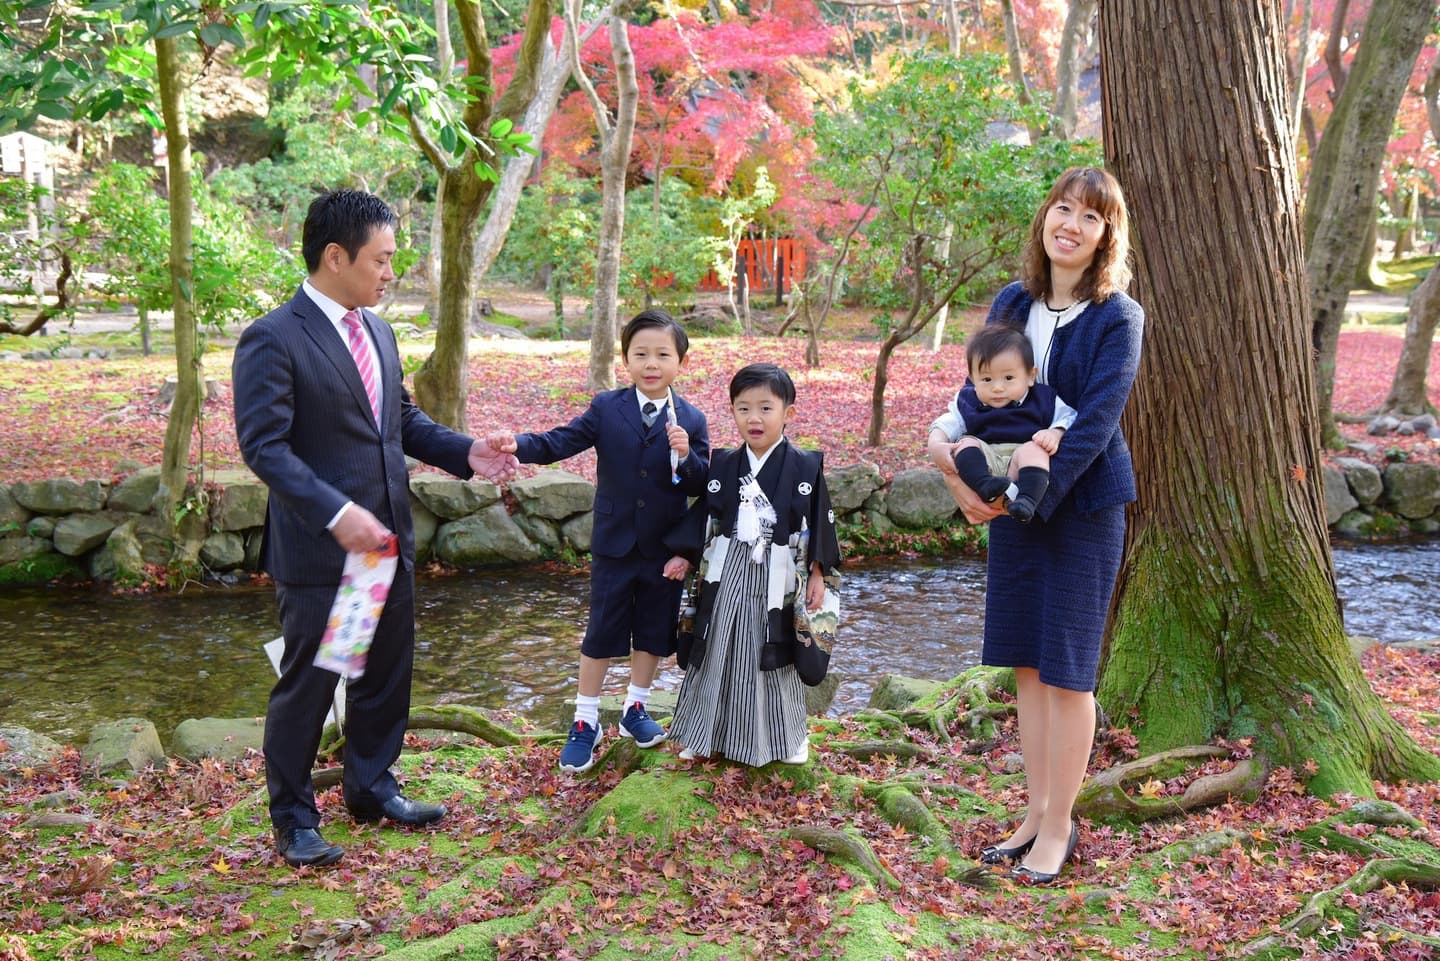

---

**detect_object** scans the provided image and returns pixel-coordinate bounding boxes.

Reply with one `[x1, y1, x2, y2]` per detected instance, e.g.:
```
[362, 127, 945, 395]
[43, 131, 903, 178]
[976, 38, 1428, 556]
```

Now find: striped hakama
[669, 538, 809, 766]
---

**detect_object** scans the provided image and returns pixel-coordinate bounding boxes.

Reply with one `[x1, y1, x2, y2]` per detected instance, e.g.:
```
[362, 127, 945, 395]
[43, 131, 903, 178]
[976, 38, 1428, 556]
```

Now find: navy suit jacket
[987, 282, 1145, 521]
[233, 288, 475, 585]
[515, 388, 709, 559]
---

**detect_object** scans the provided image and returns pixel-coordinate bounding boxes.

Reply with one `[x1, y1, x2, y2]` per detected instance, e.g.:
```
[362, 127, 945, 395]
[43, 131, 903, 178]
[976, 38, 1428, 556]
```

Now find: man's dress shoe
[348, 794, 447, 827]
[274, 826, 344, 868]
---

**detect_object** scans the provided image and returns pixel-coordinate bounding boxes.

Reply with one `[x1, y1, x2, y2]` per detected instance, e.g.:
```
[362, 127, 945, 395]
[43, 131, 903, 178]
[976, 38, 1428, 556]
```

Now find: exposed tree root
[1134, 828, 1248, 876]
[787, 824, 900, 890]
[1294, 799, 1429, 859]
[319, 704, 531, 754]
[1075, 746, 1267, 822]
[898, 667, 1015, 743]
[406, 706, 527, 746]
[854, 781, 993, 889]
[1243, 856, 1440, 955]
[850, 709, 909, 733]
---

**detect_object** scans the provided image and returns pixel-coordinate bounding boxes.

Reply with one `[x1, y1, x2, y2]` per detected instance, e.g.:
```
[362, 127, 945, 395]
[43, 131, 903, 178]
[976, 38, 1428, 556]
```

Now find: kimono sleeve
[807, 455, 841, 574]
[663, 492, 710, 564]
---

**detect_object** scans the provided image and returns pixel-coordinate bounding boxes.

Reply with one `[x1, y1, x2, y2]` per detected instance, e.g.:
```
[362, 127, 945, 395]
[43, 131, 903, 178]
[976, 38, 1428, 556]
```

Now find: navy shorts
[581, 550, 683, 659]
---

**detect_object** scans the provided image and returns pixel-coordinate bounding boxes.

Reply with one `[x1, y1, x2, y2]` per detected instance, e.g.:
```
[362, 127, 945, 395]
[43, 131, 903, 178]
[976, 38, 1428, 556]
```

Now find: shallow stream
[1, 541, 1435, 745]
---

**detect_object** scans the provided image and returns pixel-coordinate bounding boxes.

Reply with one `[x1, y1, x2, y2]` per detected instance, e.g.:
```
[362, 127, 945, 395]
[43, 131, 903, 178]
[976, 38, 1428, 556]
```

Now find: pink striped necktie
[342, 310, 380, 421]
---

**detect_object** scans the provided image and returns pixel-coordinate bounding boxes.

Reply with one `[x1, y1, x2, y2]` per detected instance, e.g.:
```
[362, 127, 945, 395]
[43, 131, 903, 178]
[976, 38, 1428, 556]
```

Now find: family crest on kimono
[666, 363, 841, 768]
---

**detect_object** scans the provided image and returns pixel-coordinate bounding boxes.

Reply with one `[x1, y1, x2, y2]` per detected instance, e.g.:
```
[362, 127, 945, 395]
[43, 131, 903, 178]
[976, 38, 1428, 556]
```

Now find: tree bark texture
[412, 0, 552, 431]
[1052, 0, 1096, 140]
[1379, 264, 1440, 417]
[1097, 0, 1440, 796]
[155, 34, 199, 555]
[1301, 0, 1430, 446]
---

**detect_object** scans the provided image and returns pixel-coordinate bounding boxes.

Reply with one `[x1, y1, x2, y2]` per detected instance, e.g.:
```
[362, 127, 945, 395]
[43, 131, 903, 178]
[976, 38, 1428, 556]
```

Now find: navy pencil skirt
[981, 500, 1127, 692]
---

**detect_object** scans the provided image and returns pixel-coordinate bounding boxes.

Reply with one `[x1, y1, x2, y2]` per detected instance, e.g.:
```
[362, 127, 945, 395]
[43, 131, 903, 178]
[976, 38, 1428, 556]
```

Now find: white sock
[1005, 482, 1021, 501]
[574, 694, 601, 729]
[623, 684, 650, 712]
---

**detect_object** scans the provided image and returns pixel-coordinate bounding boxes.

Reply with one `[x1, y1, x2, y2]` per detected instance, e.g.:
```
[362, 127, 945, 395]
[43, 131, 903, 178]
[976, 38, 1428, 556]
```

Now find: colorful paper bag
[313, 535, 399, 679]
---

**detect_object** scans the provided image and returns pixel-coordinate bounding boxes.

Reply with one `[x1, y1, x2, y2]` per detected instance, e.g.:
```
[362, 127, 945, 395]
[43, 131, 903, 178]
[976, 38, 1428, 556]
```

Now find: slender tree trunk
[473, 28, 575, 281]
[1322, 0, 1349, 100]
[411, 0, 552, 428]
[1287, 0, 1315, 147]
[1097, 0, 1440, 796]
[1394, 181, 1418, 258]
[998, 0, 1041, 143]
[1051, 0, 1096, 140]
[1425, 53, 1440, 144]
[1302, 0, 1430, 447]
[1379, 264, 1440, 417]
[928, 223, 954, 351]
[423, 0, 452, 292]
[867, 331, 902, 447]
[154, 34, 200, 561]
[416, 169, 485, 430]
[589, 15, 638, 391]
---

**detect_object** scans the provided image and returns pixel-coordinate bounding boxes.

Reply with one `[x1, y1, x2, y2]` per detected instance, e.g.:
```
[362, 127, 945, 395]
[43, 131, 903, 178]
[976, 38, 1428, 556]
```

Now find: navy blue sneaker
[559, 720, 600, 773]
[619, 702, 667, 748]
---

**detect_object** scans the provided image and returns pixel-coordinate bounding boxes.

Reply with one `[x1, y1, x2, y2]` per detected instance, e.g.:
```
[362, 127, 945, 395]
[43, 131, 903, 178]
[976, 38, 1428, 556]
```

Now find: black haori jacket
[666, 439, 840, 671]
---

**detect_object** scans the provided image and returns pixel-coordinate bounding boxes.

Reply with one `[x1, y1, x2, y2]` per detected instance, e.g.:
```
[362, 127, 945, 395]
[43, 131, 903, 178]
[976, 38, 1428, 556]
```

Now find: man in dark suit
[233, 189, 516, 868]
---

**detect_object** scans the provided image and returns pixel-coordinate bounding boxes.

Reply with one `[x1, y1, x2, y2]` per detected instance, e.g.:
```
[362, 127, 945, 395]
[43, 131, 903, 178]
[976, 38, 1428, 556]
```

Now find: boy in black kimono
[665, 363, 840, 767]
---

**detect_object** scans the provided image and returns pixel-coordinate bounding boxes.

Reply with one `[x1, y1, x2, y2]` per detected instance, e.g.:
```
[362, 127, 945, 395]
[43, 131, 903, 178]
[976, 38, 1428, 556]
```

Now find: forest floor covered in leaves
[0, 287, 1436, 488]
[2, 646, 1439, 961]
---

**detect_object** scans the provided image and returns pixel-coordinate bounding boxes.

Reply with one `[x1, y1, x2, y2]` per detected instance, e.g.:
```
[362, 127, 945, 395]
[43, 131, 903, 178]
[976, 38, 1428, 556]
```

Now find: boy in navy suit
[487, 310, 709, 772]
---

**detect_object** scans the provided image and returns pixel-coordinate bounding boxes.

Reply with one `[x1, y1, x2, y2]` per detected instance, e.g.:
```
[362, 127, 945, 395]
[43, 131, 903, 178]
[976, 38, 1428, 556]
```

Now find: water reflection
[1, 543, 1434, 745]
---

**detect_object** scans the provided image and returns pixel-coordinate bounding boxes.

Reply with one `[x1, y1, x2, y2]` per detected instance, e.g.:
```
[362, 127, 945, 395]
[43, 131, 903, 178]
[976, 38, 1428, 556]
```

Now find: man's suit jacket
[233, 288, 475, 585]
[515, 388, 709, 559]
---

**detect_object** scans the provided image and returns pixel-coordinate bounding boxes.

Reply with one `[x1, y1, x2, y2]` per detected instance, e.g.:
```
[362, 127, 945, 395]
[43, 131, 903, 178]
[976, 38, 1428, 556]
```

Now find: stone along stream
[2, 541, 1436, 745]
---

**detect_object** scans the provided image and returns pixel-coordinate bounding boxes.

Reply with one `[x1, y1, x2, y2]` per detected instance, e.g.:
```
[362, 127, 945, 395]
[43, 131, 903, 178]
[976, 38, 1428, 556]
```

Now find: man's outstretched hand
[469, 441, 520, 483]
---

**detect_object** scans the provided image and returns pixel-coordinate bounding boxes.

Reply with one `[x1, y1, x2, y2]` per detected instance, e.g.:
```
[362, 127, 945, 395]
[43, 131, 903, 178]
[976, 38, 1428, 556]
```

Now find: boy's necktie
[642, 401, 658, 427]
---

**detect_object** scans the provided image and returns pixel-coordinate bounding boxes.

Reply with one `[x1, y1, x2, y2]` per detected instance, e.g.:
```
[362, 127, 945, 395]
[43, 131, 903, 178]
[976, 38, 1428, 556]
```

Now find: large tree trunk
[411, 0, 552, 430]
[154, 34, 201, 566]
[1097, 0, 1440, 797]
[1379, 264, 1440, 417]
[1302, 0, 1431, 447]
[582, 10, 639, 392]
[1051, 0, 1096, 140]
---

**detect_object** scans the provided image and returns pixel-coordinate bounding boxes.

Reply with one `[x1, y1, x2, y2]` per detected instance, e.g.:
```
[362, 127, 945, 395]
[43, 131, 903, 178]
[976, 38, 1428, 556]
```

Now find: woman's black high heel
[1010, 822, 1079, 885]
[979, 836, 1034, 865]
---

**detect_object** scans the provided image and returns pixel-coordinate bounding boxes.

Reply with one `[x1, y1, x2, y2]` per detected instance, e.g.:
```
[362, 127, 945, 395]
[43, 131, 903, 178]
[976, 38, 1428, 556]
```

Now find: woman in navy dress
[928, 167, 1144, 884]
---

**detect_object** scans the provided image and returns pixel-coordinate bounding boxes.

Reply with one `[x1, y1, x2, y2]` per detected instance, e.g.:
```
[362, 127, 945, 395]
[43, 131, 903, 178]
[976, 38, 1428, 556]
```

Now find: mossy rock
[868, 675, 943, 712]
[582, 768, 715, 843]
[0, 550, 84, 585]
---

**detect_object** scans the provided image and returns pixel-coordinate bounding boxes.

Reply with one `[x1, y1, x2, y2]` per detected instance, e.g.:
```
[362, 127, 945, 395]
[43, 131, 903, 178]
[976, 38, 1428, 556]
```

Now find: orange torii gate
[698, 237, 806, 302]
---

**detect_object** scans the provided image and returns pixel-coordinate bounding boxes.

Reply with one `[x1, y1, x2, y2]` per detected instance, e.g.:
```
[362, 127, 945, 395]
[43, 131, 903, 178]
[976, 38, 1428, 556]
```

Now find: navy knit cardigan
[986, 281, 1145, 522]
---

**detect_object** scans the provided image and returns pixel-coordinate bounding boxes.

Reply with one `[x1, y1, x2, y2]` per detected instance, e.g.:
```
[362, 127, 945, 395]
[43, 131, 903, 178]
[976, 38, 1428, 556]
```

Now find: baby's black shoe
[1007, 495, 1037, 523]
